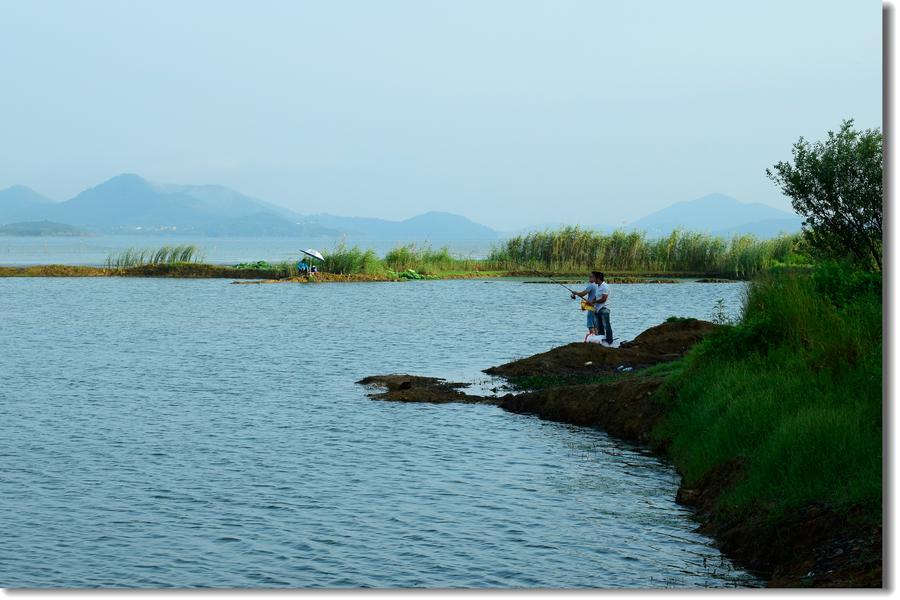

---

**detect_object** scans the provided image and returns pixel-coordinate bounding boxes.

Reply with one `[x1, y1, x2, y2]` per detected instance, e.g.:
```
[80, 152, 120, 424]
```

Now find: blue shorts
[587, 310, 598, 329]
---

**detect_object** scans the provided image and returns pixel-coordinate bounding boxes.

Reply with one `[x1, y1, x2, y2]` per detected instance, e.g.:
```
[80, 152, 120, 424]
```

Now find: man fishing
[571, 271, 613, 346]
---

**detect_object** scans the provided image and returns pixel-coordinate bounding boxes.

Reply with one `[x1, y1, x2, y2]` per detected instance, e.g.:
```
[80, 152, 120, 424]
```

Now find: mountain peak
[629, 193, 799, 237]
[98, 173, 151, 188]
[684, 193, 741, 206]
[0, 185, 53, 204]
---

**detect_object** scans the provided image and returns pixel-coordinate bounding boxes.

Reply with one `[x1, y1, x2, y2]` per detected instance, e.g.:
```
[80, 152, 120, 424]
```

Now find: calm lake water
[0, 278, 760, 588]
[0, 235, 493, 266]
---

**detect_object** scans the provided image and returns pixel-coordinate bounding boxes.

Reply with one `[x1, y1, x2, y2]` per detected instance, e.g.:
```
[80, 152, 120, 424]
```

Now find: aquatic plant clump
[105, 244, 204, 269]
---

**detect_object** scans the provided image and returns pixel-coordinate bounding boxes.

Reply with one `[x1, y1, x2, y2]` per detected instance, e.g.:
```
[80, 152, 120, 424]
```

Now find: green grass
[106, 244, 204, 268]
[489, 227, 810, 278]
[316, 242, 500, 277]
[321, 242, 384, 275]
[653, 262, 882, 520]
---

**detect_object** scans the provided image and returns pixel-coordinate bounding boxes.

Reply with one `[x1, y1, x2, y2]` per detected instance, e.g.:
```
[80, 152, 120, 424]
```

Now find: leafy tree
[767, 119, 882, 270]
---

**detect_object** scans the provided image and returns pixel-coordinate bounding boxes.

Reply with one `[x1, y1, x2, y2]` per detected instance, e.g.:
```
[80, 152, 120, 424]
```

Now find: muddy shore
[358, 319, 881, 588]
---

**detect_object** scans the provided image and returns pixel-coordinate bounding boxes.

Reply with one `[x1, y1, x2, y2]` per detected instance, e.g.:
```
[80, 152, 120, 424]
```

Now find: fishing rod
[544, 274, 593, 311]
[548, 277, 579, 295]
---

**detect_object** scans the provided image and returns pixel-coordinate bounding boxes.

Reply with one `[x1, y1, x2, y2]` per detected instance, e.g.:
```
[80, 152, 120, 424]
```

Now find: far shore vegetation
[0, 229, 811, 281]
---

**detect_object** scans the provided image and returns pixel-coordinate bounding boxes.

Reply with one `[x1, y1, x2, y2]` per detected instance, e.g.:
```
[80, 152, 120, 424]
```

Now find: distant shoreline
[0, 262, 742, 283]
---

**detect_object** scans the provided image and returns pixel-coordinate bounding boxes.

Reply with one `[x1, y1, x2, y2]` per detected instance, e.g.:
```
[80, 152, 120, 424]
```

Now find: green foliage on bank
[654, 262, 882, 519]
[767, 119, 882, 271]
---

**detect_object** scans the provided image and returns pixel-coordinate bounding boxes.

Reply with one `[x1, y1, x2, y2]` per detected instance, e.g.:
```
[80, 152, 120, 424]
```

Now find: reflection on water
[0, 278, 759, 588]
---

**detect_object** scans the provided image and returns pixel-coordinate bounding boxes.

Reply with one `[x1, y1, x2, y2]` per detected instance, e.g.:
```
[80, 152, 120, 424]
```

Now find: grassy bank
[653, 263, 882, 521]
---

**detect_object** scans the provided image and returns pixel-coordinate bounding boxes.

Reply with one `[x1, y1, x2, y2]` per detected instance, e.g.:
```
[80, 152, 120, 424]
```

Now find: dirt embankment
[499, 378, 668, 443]
[676, 460, 882, 587]
[358, 318, 881, 588]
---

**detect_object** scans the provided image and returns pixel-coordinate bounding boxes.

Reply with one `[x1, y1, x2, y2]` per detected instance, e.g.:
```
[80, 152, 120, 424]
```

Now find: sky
[0, 0, 882, 230]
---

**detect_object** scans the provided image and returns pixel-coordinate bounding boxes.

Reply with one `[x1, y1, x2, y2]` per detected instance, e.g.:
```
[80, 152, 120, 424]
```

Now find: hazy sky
[0, 0, 881, 230]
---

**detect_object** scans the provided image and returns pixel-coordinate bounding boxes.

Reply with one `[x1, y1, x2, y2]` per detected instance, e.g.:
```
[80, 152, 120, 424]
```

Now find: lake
[0, 277, 760, 588]
[0, 235, 494, 266]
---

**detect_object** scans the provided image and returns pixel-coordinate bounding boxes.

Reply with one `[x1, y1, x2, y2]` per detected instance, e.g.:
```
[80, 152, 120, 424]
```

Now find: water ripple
[0, 278, 757, 588]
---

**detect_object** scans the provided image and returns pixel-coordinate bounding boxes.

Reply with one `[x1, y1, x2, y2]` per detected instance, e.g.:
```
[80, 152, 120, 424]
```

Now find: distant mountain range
[0, 175, 802, 241]
[0, 174, 499, 243]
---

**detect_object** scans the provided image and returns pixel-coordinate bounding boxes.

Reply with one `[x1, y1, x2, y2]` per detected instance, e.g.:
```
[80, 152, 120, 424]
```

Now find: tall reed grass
[321, 242, 383, 275]
[489, 227, 808, 277]
[105, 244, 204, 269]
[317, 243, 488, 275]
[383, 244, 487, 273]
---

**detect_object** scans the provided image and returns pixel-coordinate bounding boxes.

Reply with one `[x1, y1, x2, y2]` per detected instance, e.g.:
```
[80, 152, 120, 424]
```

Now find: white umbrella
[301, 248, 325, 261]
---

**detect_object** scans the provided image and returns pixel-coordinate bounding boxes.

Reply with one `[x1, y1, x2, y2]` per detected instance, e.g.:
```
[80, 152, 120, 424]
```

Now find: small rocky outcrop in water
[485, 318, 717, 378]
[358, 320, 715, 441]
[357, 375, 501, 405]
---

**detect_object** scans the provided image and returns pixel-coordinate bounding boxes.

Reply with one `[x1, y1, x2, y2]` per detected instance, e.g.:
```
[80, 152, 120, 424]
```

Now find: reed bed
[488, 227, 808, 277]
[318, 243, 490, 276]
[105, 244, 204, 269]
[321, 242, 383, 275]
[383, 244, 488, 274]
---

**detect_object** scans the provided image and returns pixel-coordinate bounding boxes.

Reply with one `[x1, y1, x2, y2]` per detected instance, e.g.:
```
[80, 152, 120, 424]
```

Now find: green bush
[234, 260, 275, 270]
